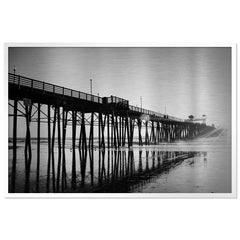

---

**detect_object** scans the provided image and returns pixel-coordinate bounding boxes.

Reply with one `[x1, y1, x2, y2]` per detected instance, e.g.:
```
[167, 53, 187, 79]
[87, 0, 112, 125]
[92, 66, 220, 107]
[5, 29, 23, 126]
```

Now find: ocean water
[8, 128, 231, 193]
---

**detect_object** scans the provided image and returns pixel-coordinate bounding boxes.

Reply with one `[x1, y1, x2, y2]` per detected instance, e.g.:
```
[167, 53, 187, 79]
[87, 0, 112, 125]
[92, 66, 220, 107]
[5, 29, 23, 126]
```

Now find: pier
[8, 73, 214, 193]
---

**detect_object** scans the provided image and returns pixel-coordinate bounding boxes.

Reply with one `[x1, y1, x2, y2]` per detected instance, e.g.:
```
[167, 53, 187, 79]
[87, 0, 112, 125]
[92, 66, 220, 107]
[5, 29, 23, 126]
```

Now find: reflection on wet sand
[10, 148, 205, 193]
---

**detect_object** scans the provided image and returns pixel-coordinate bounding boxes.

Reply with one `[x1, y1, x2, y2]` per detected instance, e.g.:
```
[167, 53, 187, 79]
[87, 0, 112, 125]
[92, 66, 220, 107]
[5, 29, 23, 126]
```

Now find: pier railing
[9, 73, 183, 122]
[128, 105, 183, 122]
[9, 73, 103, 104]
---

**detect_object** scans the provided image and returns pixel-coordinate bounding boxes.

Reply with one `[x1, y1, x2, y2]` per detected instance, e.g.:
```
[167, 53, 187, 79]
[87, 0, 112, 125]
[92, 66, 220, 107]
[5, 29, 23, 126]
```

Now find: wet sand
[8, 128, 231, 193]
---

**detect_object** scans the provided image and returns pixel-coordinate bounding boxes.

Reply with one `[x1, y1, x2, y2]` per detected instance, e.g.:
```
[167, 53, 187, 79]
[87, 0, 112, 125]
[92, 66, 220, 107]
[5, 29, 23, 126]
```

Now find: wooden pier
[8, 73, 214, 193]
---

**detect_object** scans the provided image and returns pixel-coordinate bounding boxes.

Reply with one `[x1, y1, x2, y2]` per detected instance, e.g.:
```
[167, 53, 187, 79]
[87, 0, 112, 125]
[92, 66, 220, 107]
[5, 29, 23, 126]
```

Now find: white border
[4, 43, 237, 199]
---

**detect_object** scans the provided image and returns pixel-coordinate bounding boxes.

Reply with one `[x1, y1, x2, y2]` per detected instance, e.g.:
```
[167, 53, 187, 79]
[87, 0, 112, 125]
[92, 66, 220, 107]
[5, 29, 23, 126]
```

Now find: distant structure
[185, 114, 206, 124]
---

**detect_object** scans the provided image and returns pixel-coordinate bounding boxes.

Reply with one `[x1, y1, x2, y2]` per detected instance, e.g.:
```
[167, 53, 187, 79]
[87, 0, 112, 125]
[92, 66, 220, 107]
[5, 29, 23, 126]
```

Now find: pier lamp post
[90, 79, 92, 95]
[90, 79, 93, 101]
[13, 66, 16, 83]
[140, 96, 142, 111]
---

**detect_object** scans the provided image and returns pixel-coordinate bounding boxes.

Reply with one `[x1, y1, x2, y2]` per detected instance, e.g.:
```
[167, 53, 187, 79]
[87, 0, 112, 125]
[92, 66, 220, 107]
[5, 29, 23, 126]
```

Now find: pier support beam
[56, 106, 61, 192]
[36, 102, 41, 192]
[51, 106, 57, 192]
[24, 102, 32, 193]
[71, 110, 76, 189]
[11, 100, 18, 192]
[47, 104, 51, 192]
[89, 112, 94, 149]
[62, 109, 68, 191]
[145, 121, 149, 145]
[137, 119, 143, 146]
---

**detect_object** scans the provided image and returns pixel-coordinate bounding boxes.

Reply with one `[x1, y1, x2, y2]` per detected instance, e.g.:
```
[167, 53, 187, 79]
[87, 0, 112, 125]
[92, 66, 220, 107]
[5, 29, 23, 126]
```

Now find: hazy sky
[9, 47, 231, 129]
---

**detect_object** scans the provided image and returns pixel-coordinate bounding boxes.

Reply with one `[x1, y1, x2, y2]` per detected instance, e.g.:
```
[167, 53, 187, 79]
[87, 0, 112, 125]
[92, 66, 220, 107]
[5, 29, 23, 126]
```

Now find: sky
[8, 47, 231, 132]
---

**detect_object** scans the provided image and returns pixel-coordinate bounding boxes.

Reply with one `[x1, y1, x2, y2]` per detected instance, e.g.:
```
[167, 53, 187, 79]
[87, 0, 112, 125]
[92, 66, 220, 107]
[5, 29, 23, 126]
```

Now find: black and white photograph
[7, 45, 234, 195]
[1, 1, 240, 240]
